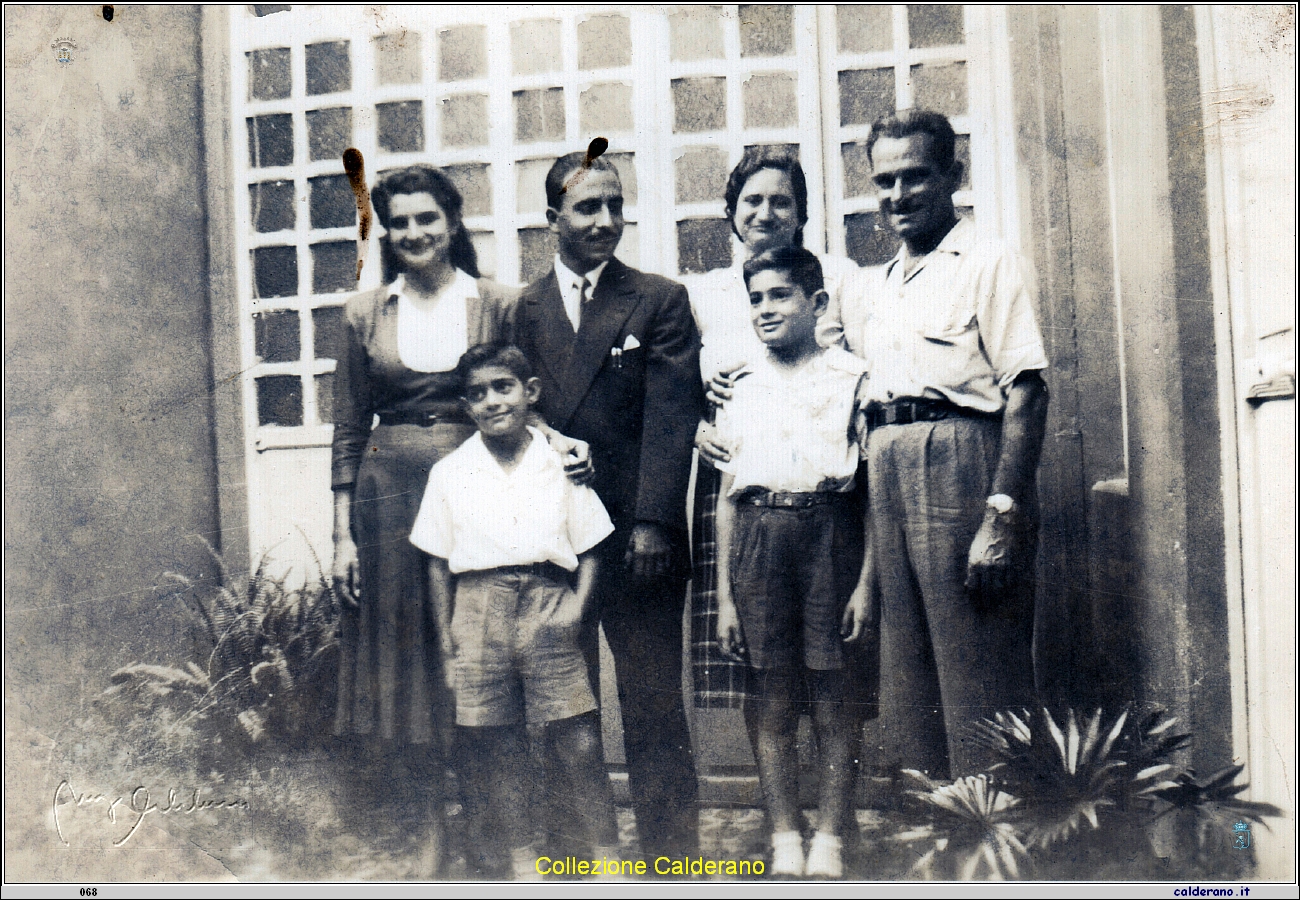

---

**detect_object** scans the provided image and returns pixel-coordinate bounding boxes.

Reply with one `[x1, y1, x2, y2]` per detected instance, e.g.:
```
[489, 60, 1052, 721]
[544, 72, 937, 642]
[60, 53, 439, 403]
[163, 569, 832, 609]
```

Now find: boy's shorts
[450, 564, 597, 727]
[730, 493, 859, 671]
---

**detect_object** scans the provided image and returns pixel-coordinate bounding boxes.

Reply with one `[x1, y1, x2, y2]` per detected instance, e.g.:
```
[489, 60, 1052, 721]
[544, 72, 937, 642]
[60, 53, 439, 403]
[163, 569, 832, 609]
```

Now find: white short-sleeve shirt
[410, 427, 614, 574]
[838, 217, 1049, 413]
[715, 347, 868, 495]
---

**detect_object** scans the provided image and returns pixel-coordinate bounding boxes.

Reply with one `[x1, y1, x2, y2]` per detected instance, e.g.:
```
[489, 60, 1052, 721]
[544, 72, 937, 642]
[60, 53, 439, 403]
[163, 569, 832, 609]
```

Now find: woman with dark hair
[328, 164, 517, 873]
[687, 146, 873, 875]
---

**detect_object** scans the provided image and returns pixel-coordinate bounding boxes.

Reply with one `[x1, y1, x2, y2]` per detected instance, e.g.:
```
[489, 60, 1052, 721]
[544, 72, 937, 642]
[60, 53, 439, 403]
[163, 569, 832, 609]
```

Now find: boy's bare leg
[462, 726, 531, 861]
[743, 669, 800, 833]
[546, 711, 618, 848]
[812, 671, 854, 836]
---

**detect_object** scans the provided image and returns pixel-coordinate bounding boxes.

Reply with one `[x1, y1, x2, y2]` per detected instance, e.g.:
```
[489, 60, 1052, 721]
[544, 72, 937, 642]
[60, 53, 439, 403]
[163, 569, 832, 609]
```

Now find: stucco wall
[4, 6, 219, 730]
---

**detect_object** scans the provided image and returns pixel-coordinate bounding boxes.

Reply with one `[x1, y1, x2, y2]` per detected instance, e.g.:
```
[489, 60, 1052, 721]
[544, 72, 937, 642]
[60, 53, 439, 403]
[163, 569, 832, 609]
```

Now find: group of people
[327, 108, 1050, 880]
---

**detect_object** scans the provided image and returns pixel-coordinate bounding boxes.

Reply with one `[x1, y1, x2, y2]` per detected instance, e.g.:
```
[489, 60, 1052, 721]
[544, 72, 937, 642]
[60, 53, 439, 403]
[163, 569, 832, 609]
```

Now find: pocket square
[622, 334, 641, 351]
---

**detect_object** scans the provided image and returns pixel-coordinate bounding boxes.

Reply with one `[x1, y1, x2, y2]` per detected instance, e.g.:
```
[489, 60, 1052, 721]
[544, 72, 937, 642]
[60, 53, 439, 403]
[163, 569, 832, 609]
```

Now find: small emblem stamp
[51, 37, 76, 65]
[1232, 820, 1252, 850]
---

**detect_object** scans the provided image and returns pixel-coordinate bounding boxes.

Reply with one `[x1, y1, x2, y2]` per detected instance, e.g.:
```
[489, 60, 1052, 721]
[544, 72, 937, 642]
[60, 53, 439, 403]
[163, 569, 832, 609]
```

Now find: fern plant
[104, 541, 339, 765]
[891, 771, 1029, 880]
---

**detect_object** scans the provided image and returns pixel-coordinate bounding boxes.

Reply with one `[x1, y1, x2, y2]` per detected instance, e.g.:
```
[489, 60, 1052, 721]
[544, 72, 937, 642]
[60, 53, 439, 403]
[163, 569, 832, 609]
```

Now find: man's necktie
[575, 276, 591, 331]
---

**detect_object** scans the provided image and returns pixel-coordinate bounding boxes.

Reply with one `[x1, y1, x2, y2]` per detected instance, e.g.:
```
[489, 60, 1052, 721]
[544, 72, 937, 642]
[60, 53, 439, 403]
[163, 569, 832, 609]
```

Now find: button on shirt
[554, 255, 610, 333]
[838, 217, 1049, 413]
[716, 347, 868, 495]
[410, 427, 614, 574]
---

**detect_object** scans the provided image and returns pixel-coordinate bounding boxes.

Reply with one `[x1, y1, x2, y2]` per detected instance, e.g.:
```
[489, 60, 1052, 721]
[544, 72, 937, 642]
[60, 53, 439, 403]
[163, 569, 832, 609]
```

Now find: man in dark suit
[516, 151, 703, 856]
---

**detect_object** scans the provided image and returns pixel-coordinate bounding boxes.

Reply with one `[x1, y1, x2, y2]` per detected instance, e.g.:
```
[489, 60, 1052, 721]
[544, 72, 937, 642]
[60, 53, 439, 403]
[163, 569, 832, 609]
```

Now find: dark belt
[376, 410, 470, 427]
[864, 398, 1001, 430]
[464, 561, 573, 583]
[737, 489, 844, 509]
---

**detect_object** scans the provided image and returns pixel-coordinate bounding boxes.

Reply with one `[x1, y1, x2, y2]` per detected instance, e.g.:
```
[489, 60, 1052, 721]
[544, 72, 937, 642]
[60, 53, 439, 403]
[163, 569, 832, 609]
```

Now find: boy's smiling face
[463, 365, 539, 440]
[747, 268, 826, 353]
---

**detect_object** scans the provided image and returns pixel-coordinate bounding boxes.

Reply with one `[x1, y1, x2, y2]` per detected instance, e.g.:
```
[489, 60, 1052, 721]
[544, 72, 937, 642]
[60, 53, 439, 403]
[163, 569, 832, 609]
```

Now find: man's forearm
[990, 371, 1049, 505]
[715, 473, 737, 608]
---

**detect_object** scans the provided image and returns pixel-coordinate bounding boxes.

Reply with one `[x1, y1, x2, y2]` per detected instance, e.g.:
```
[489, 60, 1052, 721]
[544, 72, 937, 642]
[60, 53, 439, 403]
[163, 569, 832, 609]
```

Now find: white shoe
[771, 830, 805, 877]
[805, 831, 843, 879]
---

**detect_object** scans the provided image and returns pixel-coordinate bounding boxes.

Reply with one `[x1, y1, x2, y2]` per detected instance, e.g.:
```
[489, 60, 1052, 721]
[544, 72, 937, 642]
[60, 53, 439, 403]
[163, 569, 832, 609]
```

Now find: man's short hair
[455, 342, 536, 394]
[544, 151, 620, 211]
[866, 108, 958, 170]
[742, 245, 825, 298]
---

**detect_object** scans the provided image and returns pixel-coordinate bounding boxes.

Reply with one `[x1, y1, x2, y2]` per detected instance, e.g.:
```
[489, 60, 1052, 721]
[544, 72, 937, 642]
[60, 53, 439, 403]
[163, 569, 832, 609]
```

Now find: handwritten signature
[53, 780, 248, 847]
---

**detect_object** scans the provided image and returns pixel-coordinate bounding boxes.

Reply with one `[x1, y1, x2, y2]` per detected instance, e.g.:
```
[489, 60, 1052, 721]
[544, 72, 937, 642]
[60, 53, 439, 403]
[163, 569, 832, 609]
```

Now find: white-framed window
[226, 4, 1017, 571]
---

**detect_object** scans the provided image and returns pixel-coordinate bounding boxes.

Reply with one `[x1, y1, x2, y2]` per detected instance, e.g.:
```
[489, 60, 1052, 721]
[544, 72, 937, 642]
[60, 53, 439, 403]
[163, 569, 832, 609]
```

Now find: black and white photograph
[4, 4, 1296, 890]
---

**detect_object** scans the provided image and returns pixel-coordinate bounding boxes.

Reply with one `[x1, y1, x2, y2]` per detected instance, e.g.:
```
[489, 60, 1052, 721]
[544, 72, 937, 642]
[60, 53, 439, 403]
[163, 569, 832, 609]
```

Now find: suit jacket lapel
[552, 258, 641, 427]
[523, 271, 576, 390]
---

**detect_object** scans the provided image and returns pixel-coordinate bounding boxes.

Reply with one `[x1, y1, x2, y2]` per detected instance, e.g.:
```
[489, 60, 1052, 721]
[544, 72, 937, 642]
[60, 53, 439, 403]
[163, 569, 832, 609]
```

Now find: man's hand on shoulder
[626, 522, 673, 578]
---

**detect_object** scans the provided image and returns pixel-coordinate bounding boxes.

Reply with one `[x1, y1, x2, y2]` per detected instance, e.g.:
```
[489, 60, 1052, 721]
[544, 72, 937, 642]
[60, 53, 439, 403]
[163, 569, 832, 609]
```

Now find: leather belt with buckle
[864, 398, 1000, 429]
[738, 490, 842, 509]
[377, 410, 470, 427]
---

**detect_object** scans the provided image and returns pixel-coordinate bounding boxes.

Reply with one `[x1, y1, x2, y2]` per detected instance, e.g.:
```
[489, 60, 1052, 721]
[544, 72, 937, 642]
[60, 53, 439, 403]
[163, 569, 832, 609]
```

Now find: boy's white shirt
[716, 346, 867, 496]
[410, 426, 614, 573]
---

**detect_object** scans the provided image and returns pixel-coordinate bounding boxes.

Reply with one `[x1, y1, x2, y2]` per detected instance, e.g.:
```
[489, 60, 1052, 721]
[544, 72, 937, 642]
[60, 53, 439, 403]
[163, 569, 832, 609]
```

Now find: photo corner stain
[102, 6, 114, 22]
[561, 137, 609, 195]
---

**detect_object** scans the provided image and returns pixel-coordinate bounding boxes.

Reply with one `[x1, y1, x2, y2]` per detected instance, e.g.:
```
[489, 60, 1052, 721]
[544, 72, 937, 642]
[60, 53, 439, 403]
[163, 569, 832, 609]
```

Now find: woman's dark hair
[723, 146, 809, 247]
[371, 165, 480, 281]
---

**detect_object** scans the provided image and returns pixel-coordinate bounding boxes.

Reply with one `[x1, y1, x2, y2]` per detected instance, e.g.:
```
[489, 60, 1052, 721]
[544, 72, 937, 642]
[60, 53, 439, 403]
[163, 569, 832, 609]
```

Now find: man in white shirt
[836, 109, 1051, 779]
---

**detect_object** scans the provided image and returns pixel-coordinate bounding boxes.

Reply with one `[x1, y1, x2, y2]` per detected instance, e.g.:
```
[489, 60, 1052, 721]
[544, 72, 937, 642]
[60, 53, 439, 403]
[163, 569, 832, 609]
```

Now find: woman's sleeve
[330, 298, 374, 490]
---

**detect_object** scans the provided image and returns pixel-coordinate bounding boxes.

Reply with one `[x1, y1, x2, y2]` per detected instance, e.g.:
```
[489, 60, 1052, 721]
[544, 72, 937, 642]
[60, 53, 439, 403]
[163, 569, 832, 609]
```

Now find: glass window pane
[314, 373, 334, 424]
[616, 222, 639, 269]
[305, 41, 350, 95]
[845, 211, 898, 266]
[841, 141, 872, 198]
[739, 5, 793, 57]
[312, 305, 346, 360]
[253, 245, 298, 298]
[911, 61, 967, 116]
[248, 47, 290, 101]
[839, 68, 894, 127]
[514, 88, 566, 143]
[744, 141, 800, 159]
[307, 107, 352, 162]
[672, 77, 726, 133]
[309, 174, 356, 229]
[511, 19, 562, 76]
[250, 6, 290, 18]
[469, 231, 496, 279]
[955, 134, 971, 190]
[580, 82, 633, 134]
[908, 5, 964, 48]
[518, 227, 556, 284]
[374, 33, 421, 85]
[438, 25, 486, 81]
[256, 375, 302, 426]
[442, 163, 492, 218]
[247, 114, 294, 167]
[516, 157, 556, 214]
[605, 152, 637, 207]
[254, 309, 300, 361]
[377, 100, 424, 153]
[743, 72, 798, 129]
[250, 180, 295, 233]
[837, 5, 892, 53]
[312, 241, 356, 294]
[578, 15, 631, 69]
[441, 94, 489, 148]
[669, 6, 725, 61]
[677, 218, 732, 274]
[675, 146, 729, 203]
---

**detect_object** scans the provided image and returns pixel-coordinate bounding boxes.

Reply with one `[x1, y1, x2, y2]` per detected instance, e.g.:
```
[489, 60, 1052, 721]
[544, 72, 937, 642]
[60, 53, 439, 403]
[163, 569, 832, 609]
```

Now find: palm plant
[892, 771, 1029, 880]
[104, 540, 339, 764]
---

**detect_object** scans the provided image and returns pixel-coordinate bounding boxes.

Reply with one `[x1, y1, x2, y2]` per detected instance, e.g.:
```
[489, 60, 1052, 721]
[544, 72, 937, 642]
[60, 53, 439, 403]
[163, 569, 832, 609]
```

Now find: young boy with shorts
[714, 246, 873, 879]
[410, 342, 619, 880]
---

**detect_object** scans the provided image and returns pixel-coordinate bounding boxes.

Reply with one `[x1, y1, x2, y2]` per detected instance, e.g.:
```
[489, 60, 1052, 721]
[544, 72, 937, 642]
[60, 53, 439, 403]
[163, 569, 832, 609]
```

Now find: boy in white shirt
[714, 247, 873, 879]
[410, 343, 619, 879]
